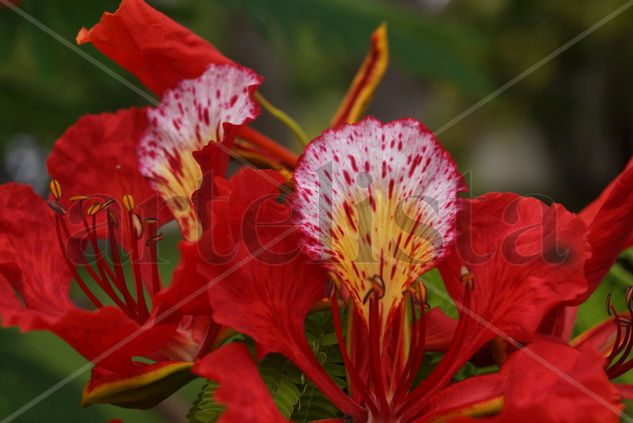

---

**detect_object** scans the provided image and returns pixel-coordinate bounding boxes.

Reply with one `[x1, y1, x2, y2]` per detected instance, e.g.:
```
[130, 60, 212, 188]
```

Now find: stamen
[124, 199, 150, 319]
[86, 202, 102, 216]
[460, 266, 475, 291]
[102, 198, 116, 209]
[80, 202, 129, 313]
[47, 200, 66, 215]
[396, 286, 474, 420]
[393, 281, 427, 406]
[363, 275, 386, 304]
[145, 219, 163, 295]
[606, 288, 633, 378]
[122, 194, 135, 212]
[54, 215, 103, 309]
[329, 289, 377, 415]
[105, 209, 138, 316]
[50, 189, 164, 324]
[368, 295, 390, 417]
[49, 179, 62, 201]
[131, 213, 144, 239]
[146, 232, 164, 246]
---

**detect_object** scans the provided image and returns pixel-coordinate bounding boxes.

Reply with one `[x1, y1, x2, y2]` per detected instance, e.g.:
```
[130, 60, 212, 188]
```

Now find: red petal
[0, 183, 73, 330]
[540, 160, 633, 341]
[46, 108, 169, 223]
[429, 194, 590, 394]
[208, 244, 325, 360]
[190, 168, 365, 419]
[616, 384, 633, 400]
[490, 342, 621, 422]
[419, 374, 504, 421]
[425, 308, 458, 351]
[580, 158, 633, 295]
[192, 343, 288, 423]
[330, 24, 389, 127]
[152, 241, 213, 316]
[77, 0, 232, 96]
[571, 318, 617, 357]
[200, 172, 317, 348]
[51, 307, 178, 372]
[154, 167, 288, 316]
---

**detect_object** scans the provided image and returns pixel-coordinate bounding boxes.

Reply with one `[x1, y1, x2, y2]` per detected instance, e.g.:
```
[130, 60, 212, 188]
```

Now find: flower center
[327, 267, 476, 421]
[48, 180, 163, 323]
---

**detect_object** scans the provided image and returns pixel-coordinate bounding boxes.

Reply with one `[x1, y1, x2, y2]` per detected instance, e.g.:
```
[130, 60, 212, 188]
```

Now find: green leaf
[187, 381, 224, 423]
[260, 354, 303, 418]
[292, 311, 346, 421]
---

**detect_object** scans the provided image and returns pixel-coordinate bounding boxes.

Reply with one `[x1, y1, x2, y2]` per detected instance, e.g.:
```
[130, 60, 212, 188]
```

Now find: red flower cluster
[1, 1, 632, 422]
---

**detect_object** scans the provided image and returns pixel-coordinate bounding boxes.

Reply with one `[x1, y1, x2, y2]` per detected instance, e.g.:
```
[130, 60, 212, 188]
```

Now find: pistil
[396, 267, 475, 421]
[368, 294, 390, 418]
[329, 285, 378, 416]
[124, 195, 150, 320]
[392, 282, 428, 406]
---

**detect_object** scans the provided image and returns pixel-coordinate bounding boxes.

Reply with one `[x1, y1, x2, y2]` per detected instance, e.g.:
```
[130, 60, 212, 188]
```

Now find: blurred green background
[1, 0, 632, 422]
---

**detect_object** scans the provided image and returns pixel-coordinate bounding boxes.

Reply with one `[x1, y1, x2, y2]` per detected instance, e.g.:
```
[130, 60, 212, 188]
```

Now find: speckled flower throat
[294, 118, 466, 336]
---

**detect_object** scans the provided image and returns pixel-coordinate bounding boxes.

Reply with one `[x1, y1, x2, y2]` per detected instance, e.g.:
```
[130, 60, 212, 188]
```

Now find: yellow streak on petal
[330, 23, 389, 128]
[151, 155, 203, 241]
[428, 396, 504, 422]
[81, 361, 194, 408]
[330, 186, 438, 332]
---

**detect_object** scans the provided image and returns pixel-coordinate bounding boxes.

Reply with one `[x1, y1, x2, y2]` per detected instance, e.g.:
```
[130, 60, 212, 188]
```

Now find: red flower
[449, 342, 621, 423]
[184, 118, 620, 421]
[2, 1, 630, 419]
[1, 0, 265, 408]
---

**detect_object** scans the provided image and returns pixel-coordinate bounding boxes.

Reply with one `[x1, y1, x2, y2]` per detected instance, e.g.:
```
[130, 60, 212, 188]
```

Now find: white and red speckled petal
[293, 117, 466, 330]
[139, 63, 262, 240]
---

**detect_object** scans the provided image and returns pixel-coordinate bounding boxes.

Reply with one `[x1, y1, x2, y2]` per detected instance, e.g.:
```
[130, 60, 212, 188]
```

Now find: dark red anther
[363, 274, 386, 304]
[145, 232, 165, 247]
[47, 200, 66, 215]
[605, 288, 633, 379]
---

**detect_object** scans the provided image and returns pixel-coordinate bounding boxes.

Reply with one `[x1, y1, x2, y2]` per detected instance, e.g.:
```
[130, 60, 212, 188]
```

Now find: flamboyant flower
[0, 0, 277, 408]
[182, 117, 623, 422]
[2, 0, 630, 421]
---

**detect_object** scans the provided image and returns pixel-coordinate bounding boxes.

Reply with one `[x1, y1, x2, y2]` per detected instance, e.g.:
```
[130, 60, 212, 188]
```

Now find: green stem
[255, 92, 310, 147]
